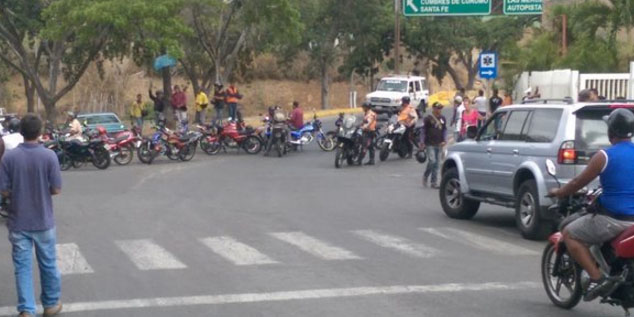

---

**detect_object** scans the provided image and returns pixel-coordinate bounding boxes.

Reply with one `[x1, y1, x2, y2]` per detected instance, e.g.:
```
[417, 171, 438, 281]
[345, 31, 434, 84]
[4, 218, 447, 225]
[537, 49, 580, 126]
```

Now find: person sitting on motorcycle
[361, 102, 377, 165]
[66, 111, 84, 142]
[335, 112, 345, 128]
[397, 96, 418, 158]
[549, 108, 634, 302]
[3, 118, 23, 151]
[289, 101, 304, 131]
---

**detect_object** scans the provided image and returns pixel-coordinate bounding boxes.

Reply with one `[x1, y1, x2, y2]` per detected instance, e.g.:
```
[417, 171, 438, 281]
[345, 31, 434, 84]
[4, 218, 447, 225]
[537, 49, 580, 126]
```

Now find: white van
[365, 76, 429, 114]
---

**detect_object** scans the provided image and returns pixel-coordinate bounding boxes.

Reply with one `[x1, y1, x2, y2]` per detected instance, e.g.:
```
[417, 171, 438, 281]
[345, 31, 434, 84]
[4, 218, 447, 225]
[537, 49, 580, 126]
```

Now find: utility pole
[561, 14, 568, 56]
[394, 0, 401, 75]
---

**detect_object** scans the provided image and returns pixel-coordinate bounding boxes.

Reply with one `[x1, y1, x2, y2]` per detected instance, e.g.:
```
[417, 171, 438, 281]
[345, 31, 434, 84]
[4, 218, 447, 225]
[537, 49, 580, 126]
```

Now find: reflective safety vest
[226, 86, 239, 104]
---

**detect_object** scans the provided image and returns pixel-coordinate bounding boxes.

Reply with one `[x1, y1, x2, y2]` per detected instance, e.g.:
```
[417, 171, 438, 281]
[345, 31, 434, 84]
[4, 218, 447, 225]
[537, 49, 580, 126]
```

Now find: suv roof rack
[588, 99, 634, 103]
[521, 98, 574, 105]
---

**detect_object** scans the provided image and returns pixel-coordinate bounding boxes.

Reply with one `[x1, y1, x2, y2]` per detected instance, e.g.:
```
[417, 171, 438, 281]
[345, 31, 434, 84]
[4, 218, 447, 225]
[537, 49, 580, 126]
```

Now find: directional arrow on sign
[481, 70, 494, 76]
[406, 0, 418, 12]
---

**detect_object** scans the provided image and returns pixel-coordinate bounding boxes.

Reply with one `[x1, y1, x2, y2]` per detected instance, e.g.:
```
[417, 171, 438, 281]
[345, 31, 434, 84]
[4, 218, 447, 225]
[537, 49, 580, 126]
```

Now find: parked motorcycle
[288, 114, 335, 151]
[379, 115, 409, 161]
[200, 121, 262, 155]
[58, 138, 111, 170]
[96, 127, 141, 166]
[264, 119, 289, 158]
[334, 115, 364, 168]
[541, 160, 634, 314]
[137, 126, 197, 164]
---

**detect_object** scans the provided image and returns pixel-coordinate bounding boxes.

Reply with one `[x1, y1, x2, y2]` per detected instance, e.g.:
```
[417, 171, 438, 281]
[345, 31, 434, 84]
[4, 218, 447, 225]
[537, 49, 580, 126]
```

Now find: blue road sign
[478, 51, 498, 79]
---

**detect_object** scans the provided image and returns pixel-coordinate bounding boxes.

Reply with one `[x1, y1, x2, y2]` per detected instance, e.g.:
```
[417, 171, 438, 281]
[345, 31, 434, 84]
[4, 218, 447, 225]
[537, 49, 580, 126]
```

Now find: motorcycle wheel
[374, 134, 386, 150]
[335, 147, 345, 169]
[204, 140, 222, 155]
[137, 140, 156, 164]
[243, 136, 262, 154]
[166, 145, 180, 160]
[541, 243, 582, 309]
[318, 134, 336, 152]
[356, 144, 366, 165]
[379, 143, 390, 162]
[397, 142, 408, 158]
[59, 152, 72, 171]
[72, 159, 85, 169]
[276, 139, 283, 157]
[92, 147, 111, 170]
[179, 143, 197, 161]
[114, 144, 134, 166]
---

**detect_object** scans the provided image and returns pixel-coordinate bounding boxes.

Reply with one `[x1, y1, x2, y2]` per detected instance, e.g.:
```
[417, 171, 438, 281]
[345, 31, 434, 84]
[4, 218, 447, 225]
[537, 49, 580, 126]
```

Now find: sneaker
[43, 303, 62, 316]
[431, 183, 440, 189]
[19, 312, 33, 317]
[364, 160, 375, 166]
[584, 276, 617, 302]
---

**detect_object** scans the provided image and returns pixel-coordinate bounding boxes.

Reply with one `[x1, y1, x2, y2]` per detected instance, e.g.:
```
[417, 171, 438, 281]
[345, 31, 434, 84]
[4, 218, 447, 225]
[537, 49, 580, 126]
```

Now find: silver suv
[439, 100, 624, 240]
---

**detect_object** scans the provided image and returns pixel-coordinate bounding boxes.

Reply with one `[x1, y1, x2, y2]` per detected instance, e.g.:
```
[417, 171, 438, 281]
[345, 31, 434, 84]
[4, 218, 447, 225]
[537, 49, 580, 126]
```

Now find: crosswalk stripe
[115, 239, 187, 270]
[352, 230, 440, 258]
[419, 227, 539, 256]
[270, 232, 361, 260]
[200, 236, 278, 266]
[56, 243, 94, 275]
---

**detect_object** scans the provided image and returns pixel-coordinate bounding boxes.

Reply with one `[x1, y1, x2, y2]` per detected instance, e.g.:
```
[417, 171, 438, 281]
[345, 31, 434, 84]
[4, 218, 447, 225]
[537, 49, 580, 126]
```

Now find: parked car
[365, 75, 429, 115]
[439, 99, 624, 240]
[77, 112, 126, 134]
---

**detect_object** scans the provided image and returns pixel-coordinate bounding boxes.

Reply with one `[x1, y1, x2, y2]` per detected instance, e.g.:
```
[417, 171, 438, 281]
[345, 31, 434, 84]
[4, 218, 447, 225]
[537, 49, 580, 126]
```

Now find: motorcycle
[379, 115, 410, 161]
[334, 115, 364, 168]
[58, 137, 111, 170]
[264, 119, 289, 158]
[96, 127, 141, 166]
[542, 159, 634, 315]
[199, 120, 262, 155]
[137, 126, 198, 164]
[288, 114, 336, 151]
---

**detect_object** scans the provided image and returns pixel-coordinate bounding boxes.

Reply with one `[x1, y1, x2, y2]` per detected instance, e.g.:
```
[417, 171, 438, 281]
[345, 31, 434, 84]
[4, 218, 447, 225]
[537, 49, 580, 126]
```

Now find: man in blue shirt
[550, 108, 634, 302]
[1, 114, 63, 317]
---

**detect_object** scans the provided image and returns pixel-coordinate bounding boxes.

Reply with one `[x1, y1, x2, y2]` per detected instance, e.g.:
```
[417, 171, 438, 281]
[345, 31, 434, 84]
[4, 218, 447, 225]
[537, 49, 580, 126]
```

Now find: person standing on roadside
[398, 96, 418, 158]
[489, 89, 503, 114]
[212, 82, 225, 125]
[502, 91, 513, 107]
[171, 85, 188, 130]
[1, 114, 63, 317]
[361, 102, 377, 165]
[421, 102, 447, 188]
[130, 94, 145, 130]
[460, 99, 483, 139]
[450, 96, 464, 143]
[149, 83, 166, 125]
[194, 89, 209, 125]
[226, 81, 242, 121]
[289, 101, 304, 130]
[473, 89, 488, 126]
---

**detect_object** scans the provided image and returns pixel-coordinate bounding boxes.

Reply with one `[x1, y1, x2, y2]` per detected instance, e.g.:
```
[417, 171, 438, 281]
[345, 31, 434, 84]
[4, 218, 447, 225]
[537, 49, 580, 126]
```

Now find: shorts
[566, 214, 634, 245]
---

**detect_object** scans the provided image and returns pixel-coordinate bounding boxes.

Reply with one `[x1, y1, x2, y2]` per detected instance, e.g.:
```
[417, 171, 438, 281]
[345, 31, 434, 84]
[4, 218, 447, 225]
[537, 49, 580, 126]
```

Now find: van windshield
[376, 80, 407, 93]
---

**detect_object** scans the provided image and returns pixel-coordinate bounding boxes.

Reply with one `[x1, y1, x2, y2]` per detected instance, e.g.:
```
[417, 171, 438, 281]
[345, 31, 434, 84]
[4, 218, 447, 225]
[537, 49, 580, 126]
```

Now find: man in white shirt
[473, 90, 488, 127]
[3, 118, 24, 151]
[450, 96, 465, 143]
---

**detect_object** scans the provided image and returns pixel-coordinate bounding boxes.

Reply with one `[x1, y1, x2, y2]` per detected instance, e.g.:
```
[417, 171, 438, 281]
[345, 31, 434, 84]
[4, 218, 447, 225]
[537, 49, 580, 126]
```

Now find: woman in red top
[460, 99, 483, 138]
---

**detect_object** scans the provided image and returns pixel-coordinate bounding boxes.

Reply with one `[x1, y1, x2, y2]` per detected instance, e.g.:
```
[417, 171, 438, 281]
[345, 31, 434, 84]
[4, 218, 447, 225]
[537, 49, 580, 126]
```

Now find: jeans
[362, 131, 375, 161]
[195, 109, 206, 125]
[214, 107, 223, 125]
[9, 228, 61, 315]
[228, 103, 237, 121]
[132, 117, 143, 129]
[155, 112, 165, 125]
[175, 109, 188, 130]
[424, 145, 441, 185]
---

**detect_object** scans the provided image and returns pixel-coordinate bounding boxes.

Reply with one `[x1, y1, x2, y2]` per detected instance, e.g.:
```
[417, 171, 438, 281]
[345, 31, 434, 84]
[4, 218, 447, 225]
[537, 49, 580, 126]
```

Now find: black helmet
[362, 101, 371, 109]
[7, 118, 20, 133]
[415, 150, 427, 164]
[605, 108, 634, 139]
[401, 96, 411, 104]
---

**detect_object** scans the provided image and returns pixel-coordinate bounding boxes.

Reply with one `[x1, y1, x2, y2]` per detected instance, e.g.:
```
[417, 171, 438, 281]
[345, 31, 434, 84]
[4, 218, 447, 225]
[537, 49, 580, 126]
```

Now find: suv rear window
[525, 109, 562, 143]
[575, 110, 611, 152]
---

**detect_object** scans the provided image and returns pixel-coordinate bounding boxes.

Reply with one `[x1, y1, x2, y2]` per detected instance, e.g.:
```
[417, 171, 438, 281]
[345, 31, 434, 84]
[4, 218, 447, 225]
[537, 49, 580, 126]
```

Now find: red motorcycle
[96, 126, 141, 165]
[542, 160, 634, 314]
[199, 121, 262, 155]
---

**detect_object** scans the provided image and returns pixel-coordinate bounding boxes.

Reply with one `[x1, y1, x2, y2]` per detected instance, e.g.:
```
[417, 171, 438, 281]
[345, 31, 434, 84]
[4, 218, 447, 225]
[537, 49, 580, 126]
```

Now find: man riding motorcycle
[549, 108, 634, 302]
[397, 96, 418, 158]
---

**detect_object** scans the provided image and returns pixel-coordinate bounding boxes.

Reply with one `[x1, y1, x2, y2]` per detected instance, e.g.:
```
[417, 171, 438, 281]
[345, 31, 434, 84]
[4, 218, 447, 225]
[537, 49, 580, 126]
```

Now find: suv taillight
[558, 140, 577, 164]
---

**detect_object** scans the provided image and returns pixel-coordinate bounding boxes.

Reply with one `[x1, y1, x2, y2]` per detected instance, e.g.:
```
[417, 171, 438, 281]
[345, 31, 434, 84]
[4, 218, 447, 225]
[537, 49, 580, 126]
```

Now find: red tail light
[558, 141, 577, 164]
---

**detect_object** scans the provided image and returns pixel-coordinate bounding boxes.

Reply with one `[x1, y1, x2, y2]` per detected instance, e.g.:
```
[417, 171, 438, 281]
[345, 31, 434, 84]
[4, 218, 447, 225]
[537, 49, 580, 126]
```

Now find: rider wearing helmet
[550, 108, 634, 302]
[66, 111, 84, 141]
[2, 118, 23, 151]
[361, 102, 377, 165]
[397, 96, 418, 158]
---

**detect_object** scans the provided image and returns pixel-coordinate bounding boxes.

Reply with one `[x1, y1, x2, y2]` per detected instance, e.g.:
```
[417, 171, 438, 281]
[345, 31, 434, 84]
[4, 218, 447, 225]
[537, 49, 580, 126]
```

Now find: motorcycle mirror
[546, 159, 557, 177]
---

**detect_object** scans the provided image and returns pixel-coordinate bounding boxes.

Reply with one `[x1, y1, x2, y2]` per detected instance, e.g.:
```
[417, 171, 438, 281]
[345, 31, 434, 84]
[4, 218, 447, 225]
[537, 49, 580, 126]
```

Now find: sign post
[478, 51, 497, 80]
[503, 0, 543, 15]
[403, 0, 491, 17]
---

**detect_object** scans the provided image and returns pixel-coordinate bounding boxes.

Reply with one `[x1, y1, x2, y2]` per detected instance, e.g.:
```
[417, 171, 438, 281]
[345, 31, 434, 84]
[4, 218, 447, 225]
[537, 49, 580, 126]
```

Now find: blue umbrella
[153, 55, 177, 71]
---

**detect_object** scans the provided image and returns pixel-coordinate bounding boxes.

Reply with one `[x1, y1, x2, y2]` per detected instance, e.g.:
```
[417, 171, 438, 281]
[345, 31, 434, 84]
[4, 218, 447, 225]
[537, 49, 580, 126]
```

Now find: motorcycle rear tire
[397, 143, 408, 159]
[276, 139, 283, 157]
[379, 143, 390, 162]
[318, 135, 336, 152]
[92, 148, 111, 170]
[335, 147, 345, 168]
[114, 144, 134, 166]
[166, 145, 180, 160]
[243, 136, 263, 155]
[137, 140, 156, 164]
[179, 143, 197, 161]
[59, 153, 72, 171]
[541, 243, 582, 309]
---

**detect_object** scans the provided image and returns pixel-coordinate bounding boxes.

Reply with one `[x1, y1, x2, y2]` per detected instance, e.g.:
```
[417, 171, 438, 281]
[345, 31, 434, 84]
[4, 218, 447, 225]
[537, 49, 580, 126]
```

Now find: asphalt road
[0, 115, 625, 316]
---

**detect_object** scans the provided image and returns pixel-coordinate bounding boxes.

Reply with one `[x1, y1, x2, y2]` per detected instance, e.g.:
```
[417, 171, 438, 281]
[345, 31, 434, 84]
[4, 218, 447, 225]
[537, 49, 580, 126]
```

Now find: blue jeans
[9, 228, 61, 315]
[228, 103, 237, 121]
[214, 107, 223, 124]
[424, 146, 441, 185]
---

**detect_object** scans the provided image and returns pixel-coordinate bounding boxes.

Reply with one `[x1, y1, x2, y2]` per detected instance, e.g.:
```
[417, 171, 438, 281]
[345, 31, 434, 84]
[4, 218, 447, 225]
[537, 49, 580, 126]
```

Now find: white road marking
[270, 232, 361, 260]
[352, 230, 440, 258]
[200, 236, 278, 266]
[115, 239, 187, 270]
[0, 281, 539, 315]
[419, 227, 539, 256]
[56, 243, 94, 275]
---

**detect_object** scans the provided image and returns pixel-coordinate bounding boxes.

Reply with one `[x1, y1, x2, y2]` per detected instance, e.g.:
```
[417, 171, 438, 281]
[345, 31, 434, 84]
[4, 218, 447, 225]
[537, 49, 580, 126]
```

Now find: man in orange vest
[398, 96, 418, 158]
[225, 80, 242, 121]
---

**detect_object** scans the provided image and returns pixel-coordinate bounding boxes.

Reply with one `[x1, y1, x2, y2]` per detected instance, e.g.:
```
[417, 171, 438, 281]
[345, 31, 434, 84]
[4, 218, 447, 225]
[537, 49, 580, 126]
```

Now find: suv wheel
[439, 168, 480, 219]
[516, 179, 552, 240]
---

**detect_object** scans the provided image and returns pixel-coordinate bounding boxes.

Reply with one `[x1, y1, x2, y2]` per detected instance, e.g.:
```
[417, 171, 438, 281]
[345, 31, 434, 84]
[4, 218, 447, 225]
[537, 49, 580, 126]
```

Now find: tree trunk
[42, 97, 57, 123]
[162, 66, 175, 129]
[23, 77, 36, 113]
[320, 61, 329, 110]
[446, 66, 465, 91]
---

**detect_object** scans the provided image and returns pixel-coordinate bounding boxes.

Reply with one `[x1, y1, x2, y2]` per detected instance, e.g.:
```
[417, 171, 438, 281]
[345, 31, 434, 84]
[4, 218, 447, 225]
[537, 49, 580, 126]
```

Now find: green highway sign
[503, 0, 543, 15]
[403, 0, 491, 17]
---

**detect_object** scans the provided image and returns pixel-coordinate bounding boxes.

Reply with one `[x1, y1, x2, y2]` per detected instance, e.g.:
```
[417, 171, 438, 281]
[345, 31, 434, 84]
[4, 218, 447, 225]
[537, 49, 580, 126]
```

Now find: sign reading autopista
[503, 0, 543, 15]
[403, 0, 491, 16]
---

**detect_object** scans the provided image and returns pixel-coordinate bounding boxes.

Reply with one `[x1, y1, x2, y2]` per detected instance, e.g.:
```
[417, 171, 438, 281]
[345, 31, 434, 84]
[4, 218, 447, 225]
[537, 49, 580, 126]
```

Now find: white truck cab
[365, 76, 429, 114]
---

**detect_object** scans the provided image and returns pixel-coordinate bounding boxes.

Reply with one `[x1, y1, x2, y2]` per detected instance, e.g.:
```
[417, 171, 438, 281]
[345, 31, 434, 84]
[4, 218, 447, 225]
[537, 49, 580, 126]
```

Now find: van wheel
[516, 179, 552, 240]
[439, 168, 479, 219]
